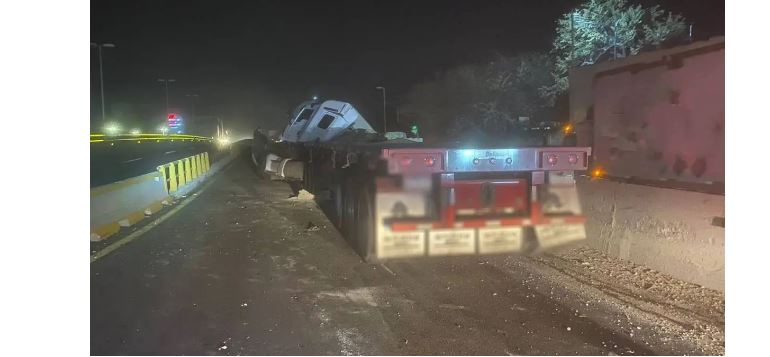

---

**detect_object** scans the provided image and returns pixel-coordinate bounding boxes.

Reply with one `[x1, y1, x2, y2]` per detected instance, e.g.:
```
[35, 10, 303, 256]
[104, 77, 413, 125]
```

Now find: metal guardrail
[90, 133, 214, 143]
[156, 152, 211, 193]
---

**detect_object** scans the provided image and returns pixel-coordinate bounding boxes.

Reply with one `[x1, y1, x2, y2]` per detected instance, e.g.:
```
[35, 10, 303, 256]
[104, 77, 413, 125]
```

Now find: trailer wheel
[332, 182, 345, 229]
[354, 183, 377, 262]
[521, 226, 539, 255]
[341, 177, 358, 240]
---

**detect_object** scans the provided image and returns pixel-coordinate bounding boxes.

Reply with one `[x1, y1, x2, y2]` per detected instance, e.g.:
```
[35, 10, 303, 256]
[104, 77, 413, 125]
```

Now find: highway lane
[90, 140, 225, 187]
[90, 148, 724, 355]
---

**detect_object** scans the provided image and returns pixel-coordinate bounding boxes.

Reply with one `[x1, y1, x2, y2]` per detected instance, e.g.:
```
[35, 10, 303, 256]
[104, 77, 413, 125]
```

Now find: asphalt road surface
[90, 140, 222, 187]
[91, 150, 724, 355]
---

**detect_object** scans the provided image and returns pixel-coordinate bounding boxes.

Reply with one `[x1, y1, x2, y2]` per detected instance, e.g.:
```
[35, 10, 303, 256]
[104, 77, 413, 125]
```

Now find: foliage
[401, 53, 554, 142]
[541, 0, 687, 102]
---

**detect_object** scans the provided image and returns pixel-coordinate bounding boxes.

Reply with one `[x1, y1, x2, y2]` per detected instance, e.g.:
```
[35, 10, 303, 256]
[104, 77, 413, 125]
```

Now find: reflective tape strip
[203, 152, 210, 172]
[167, 163, 178, 192]
[189, 156, 195, 178]
[184, 159, 192, 182]
[177, 160, 186, 187]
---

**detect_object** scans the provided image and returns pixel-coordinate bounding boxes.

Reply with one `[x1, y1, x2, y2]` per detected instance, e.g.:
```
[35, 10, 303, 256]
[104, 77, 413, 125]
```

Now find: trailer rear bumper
[372, 175, 588, 260]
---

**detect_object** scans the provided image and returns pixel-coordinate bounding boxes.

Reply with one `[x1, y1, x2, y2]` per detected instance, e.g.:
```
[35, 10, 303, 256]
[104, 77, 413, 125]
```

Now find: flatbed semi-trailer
[255, 100, 591, 262]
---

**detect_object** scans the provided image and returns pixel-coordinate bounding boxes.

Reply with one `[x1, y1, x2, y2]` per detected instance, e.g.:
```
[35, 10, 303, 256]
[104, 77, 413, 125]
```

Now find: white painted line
[121, 157, 143, 164]
[164, 150, 176, 155]
[380, 264, 396, 276]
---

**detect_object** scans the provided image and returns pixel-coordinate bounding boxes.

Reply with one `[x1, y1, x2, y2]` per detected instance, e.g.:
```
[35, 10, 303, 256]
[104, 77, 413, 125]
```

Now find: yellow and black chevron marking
[157, 152, 211, 193]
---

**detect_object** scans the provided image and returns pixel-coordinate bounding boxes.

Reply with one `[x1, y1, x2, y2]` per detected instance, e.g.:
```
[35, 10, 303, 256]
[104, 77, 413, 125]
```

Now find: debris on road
[217, 338, 231, 351]
[305, 222, 321, 231]
[289, 189, 315, 201]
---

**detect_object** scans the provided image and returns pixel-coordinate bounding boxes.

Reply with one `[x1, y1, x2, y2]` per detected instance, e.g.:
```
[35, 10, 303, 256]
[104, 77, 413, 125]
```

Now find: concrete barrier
[577, 177, 724, 291]
[157, 151, 235, 198]
[90, 172, 170, 241]
[91, 151, 234, 242]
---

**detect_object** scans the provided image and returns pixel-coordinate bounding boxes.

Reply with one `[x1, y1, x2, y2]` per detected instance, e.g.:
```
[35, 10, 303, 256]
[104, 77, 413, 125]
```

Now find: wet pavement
[91, 151, 721, 355]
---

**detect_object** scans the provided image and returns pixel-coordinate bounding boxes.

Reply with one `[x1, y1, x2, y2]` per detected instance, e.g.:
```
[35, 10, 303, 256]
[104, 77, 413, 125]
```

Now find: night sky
[91, 0, 724, 137]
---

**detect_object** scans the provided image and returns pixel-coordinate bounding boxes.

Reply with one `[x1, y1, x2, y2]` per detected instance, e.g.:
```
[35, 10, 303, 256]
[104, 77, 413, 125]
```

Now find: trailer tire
[521, 226, 540, 255]
[332, 182, 345, 229]
[304, 161, 315, 192]
[341, 177, 358, 240]
[354, 183, 377, 262]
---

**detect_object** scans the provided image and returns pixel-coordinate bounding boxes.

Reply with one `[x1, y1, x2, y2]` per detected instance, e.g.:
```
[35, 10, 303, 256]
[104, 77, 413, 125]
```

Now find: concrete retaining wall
[577, 177, 724, 291]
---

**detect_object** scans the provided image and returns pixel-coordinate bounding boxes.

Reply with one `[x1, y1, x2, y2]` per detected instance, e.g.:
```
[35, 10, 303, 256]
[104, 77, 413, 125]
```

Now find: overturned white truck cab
[255, 100, 591, 262]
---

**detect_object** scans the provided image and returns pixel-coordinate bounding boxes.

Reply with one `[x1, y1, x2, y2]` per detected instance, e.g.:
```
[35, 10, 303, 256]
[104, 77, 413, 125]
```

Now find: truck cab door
[281, 104, 316, 142]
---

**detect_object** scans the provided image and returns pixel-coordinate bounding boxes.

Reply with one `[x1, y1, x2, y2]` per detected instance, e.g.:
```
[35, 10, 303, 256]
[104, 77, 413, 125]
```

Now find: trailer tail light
[540, 151, 587, 170]
[388, 152, 444, 174]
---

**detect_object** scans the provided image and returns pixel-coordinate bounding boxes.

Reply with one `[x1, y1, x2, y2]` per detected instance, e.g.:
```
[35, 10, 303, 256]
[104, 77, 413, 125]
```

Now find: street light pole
[157, 78, 176, 115]
[376, 86, 387, 132]
[91, 42, 115, 125]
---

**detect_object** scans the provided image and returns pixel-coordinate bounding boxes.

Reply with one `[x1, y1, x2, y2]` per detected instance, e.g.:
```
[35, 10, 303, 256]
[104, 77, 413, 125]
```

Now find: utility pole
[91, 42, 115, 125]
[376, 86, 387, 132]
[157, 78, 176, 115]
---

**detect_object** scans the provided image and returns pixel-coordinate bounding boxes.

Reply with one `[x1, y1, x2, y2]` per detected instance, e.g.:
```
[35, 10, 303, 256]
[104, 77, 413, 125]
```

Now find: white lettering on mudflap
[428, 229, 475, 256]
[478, 227, 523, 254]
[377, 231, 426, 259]
[535, 224, 586, 249]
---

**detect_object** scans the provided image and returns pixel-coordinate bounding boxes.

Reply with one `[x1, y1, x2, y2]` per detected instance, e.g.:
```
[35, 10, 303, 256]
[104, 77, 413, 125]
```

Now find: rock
[305, 222, 320, 231]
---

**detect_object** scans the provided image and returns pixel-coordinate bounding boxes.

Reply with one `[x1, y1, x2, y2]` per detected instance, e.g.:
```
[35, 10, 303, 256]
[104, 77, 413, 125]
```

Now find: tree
[541, 0, 687, 102]
[401, 52, 555, 143]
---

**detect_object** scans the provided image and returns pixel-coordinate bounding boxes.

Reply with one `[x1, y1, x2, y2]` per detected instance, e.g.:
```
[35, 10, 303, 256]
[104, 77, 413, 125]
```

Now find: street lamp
[104, 122, 121, 136]
[91, 42, 116, 125]
[375, 86, 387, 132]
[157, 78, 176, 115]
